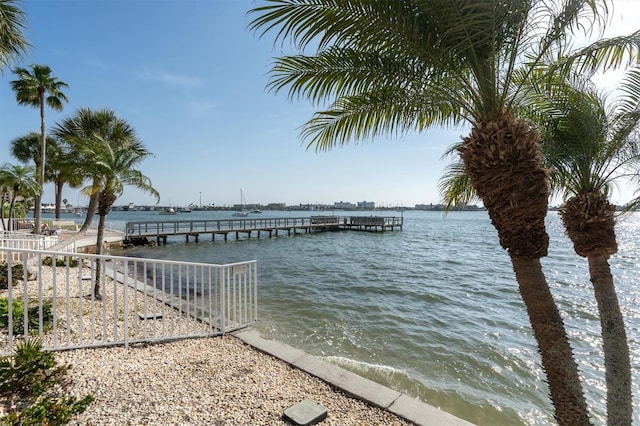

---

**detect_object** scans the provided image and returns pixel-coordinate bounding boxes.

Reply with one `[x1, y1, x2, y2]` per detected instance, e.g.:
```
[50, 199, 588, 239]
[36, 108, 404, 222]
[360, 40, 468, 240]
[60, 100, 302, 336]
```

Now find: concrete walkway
[50, 228, 125, 252]
[233, 328, 475, 426]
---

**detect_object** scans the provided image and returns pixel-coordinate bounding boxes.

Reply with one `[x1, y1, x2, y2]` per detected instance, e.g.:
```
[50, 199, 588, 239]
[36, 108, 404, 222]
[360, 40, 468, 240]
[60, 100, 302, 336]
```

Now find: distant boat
[251, 209, 262, 214]
[233, 189, 249, 217]
[159, 207, 177, 215]
[178, 208, 192, 213]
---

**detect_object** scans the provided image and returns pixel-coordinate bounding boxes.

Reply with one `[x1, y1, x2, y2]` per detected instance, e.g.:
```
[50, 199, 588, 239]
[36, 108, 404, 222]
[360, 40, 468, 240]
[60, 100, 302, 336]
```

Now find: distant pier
[125, 216, 402, 245]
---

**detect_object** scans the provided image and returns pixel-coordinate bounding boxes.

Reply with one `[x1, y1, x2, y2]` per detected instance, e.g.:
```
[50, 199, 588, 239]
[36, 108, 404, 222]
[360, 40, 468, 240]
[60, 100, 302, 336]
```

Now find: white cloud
[136, 67, 204, 89]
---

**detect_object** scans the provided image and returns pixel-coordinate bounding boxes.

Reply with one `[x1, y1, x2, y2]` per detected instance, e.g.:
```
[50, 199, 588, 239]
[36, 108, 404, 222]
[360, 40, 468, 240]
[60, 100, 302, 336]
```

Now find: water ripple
[119, 210, 640, 426]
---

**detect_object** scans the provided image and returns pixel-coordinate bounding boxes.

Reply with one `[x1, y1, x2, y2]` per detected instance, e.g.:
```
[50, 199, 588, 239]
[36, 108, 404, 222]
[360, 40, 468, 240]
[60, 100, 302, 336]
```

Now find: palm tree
[530, 70, 640, 426]
[83, 140, 158, 300]
[10, 132, 62, 214]
[439, 68, 640, 424]
[10, 64, 68, 233]
[54, 109, 159, 299]
[46, 139, 84, 219]
[52, 108, 146, 232]
[0, 163, 40, 231]
[0, 0, 29, 72]
[0, 168, 11, 230]
[248, 1, 640, 424]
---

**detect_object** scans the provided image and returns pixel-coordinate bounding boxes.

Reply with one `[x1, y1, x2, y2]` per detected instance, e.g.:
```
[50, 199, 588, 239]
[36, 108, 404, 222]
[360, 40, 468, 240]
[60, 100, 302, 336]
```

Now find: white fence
[1, 232, 68, 263]
[0, 248, 257, 355]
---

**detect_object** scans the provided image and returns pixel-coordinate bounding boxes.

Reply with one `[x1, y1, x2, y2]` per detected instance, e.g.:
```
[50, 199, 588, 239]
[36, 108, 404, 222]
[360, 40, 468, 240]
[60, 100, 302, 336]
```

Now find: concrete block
[283, 399, 327, 425]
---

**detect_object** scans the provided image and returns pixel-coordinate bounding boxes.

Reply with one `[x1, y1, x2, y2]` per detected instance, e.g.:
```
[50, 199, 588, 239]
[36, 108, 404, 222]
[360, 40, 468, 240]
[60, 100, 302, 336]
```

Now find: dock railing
[126, 217, 318, 237]
[125, 215, 402, 240]
[0, 248, 257, 355]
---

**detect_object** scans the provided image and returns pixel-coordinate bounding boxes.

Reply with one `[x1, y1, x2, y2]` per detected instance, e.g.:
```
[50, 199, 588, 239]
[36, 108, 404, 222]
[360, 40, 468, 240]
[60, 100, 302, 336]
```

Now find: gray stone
[283, 399, 328, 425]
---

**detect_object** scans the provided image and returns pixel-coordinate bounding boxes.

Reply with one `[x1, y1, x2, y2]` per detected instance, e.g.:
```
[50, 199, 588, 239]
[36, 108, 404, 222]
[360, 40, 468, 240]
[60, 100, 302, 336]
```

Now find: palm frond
[0, 0, 30, 71]
[554, 30, 640, 77]
[301, 87, 466, 150]
[437, 160, 479, 210]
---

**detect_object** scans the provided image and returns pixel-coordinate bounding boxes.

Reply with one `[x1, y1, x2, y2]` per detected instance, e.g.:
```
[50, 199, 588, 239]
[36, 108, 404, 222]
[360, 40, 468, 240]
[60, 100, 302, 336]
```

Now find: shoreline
[2, 252, 473, 425]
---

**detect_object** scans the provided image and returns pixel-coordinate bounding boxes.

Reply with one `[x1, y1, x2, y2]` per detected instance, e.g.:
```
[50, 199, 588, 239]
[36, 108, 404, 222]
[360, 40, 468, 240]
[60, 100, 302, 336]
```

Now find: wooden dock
[125, 215, 402, 245]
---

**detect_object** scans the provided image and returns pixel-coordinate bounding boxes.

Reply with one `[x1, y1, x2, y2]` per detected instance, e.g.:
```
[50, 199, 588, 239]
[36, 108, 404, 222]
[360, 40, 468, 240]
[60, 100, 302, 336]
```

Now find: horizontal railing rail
[0, 248, 257, 355]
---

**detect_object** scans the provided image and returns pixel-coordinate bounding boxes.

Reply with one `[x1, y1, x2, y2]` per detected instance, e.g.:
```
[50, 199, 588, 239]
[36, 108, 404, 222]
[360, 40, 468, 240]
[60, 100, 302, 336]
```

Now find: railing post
[220, 266, 226, 334]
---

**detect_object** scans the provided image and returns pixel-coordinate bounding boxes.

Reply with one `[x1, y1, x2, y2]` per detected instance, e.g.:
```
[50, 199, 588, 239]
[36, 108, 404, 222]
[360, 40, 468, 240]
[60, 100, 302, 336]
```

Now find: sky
[1, 0, 639, 209]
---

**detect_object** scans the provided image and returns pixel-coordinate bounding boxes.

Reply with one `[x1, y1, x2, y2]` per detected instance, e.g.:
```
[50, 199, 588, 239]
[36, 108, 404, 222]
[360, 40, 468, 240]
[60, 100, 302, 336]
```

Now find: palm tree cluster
[1, 1, 159, 298]
[249, 0, 640, 425]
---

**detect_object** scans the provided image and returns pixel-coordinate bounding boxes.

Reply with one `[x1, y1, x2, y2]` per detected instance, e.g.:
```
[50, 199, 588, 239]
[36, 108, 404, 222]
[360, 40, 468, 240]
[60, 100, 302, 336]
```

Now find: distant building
[333, 201, 356, 209]
[357, 201, 375, 209]
[267, 203, 286, 210]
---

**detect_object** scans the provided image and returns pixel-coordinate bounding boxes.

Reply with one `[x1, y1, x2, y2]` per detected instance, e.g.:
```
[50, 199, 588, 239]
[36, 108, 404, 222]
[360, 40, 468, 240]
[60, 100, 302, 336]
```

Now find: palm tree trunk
[8, 193, 17, 231]
[33, 193, 42, 233]
[560, 193, 631, 424]
[0, 191, 7, 231]
[512, 256, 591, 426]
[93, 211, 107, 300]
[587, 250, 631, 426]
[54, 180, 63, 219]
[80, 184, 99, 231]
[94, 190, 117, 300]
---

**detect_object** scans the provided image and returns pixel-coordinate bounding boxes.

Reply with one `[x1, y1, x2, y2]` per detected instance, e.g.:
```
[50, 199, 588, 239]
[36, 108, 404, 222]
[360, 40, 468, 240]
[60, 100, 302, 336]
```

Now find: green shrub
[0, 340, 94, 425]
[0, 263, 34, 290]
[42, 257, 79, 268]
[0, 298, 53, 335]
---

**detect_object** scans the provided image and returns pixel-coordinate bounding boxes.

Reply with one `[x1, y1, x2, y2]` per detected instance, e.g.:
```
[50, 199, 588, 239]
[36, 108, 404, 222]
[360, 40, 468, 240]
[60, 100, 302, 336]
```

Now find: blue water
[71, 209, 639, 425]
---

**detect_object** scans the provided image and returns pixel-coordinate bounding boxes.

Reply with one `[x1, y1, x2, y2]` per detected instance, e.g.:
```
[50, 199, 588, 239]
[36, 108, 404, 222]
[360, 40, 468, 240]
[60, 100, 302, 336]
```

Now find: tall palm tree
[0, 0, 29, 72]
[10, 64, 68, 233]
[248, 1, 640, 424]
[52, 108, 146, 232]
[0, 163, 40, 231]
[530, 70, 640, 426]
[79, 138, 158, 300]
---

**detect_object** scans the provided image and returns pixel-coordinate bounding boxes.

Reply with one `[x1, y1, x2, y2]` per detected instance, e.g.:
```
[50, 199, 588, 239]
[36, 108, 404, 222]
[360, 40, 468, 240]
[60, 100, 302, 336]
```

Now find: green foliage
[0, 298, 53, 335]
[0, 339, 61, 399]
[42, 257, 79, 268]
[1, 394, 94, 425]
[0, 340, 94, 425]
[0, 263, 34, 290]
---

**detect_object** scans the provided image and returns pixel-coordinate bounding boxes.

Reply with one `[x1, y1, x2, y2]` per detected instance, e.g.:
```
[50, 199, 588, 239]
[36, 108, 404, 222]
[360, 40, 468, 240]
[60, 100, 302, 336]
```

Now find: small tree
[0, 163, 40, 231]
[0, 339, 93, 425]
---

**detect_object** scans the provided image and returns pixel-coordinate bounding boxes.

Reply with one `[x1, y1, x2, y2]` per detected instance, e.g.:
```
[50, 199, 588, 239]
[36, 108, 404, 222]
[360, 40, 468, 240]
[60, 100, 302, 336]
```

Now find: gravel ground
[56, 336, 413, 425]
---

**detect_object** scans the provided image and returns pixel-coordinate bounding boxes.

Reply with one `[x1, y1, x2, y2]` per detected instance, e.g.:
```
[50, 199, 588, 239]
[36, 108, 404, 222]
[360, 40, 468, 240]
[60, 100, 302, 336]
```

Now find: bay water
[96, 209, 638, 425]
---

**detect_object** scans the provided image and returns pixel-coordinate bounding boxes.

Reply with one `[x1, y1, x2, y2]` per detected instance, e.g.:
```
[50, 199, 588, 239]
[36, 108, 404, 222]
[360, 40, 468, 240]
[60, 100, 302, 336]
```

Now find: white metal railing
[1, 232, 62, 262]
[0, 248, 257, 354]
